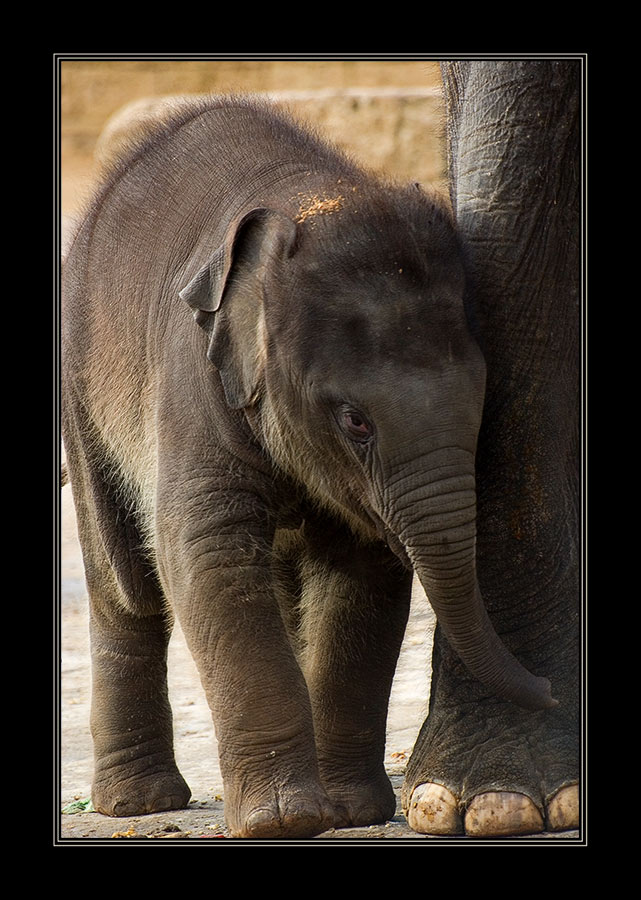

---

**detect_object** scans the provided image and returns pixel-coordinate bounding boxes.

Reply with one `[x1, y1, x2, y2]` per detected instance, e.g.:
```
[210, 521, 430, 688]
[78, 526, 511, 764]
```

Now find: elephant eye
[337, 406, 375, 443]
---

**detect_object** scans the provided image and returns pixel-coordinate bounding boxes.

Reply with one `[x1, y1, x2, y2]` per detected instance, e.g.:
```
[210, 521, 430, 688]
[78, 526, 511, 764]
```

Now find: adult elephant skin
[61, 95, 556, 840]
[402, 61, 581, 836]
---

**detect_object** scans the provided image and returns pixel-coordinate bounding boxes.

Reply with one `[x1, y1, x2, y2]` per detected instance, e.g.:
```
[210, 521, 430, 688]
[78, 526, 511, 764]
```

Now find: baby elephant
[62, 96, 555, 839]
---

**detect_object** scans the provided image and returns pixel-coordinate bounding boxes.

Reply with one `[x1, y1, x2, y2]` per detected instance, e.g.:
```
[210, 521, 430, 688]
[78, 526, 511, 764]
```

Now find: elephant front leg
[176, 574, 336, 838]
[297, 523, 413, 828]
[159, 495, 335, 839]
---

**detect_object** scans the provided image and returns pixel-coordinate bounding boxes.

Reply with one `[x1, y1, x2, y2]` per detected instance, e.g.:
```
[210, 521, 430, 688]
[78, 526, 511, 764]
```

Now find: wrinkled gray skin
[62, 96, 555, 839]
[401, 61, 581, 832]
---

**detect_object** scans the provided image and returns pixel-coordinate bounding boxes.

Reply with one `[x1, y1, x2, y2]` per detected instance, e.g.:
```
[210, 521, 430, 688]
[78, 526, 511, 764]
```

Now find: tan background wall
[60, 58, 447, 218]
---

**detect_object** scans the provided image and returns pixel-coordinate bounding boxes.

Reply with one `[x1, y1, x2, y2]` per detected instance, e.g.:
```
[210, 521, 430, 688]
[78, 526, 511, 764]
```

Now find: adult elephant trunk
[387, 463, 557, 711]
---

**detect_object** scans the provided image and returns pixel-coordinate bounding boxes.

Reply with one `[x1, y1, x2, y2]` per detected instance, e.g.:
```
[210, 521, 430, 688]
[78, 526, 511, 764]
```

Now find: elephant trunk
[390, 472, 557, 711]
[417, 564, 557, 710]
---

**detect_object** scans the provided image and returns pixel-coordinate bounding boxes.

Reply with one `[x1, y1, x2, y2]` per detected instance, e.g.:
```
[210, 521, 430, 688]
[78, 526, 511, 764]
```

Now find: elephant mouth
[383, 528, 413, 569]
[362, 507, 413, 569]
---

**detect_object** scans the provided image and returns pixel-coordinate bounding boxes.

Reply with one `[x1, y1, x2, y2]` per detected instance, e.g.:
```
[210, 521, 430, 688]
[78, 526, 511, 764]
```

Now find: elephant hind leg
[62, 423, 190, 817]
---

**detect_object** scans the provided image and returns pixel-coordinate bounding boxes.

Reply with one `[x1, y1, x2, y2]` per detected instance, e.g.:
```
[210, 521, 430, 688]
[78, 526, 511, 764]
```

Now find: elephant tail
[61, 462, 69, 487]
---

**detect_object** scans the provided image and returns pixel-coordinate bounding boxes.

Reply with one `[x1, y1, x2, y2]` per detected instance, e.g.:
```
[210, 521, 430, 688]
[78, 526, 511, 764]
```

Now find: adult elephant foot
[406, 783, 578, 836]
[401, 684, 579, 836]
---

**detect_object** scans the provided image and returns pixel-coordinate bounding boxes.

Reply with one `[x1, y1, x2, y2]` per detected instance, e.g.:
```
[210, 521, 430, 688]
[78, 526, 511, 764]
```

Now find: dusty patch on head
[295, 193, 345, 223]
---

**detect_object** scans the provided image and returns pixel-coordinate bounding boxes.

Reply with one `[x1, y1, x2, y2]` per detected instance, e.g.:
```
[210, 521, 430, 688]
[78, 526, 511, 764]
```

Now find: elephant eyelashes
[337, 407, 375, 443]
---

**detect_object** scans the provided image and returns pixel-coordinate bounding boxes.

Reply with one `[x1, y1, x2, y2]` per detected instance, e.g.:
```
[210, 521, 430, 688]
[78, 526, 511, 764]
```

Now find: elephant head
[179, 185, 557, 712]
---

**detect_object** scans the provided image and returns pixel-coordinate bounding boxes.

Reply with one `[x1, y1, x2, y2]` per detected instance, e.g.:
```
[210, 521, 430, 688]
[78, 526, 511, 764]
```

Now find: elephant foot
[226, 779, 336, 839]
[405, 782, 462, 834]
[546, 784, 580, 831]
[465, 790, 544, 835]
[325, 773, 397, 829]
[92, 768, 191, 817]
[401, 679, 580, 837]
[406, 782, 578, 836]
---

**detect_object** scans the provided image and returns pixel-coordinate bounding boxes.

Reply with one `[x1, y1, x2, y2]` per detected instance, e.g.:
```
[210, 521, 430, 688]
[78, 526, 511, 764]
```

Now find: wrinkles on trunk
[385, 472, 557, 711]
[416, 556, 557, 711]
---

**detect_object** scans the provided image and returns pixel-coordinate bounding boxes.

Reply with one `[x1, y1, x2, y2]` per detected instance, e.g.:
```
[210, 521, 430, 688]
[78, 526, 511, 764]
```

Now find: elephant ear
[179, 208, 298, 409]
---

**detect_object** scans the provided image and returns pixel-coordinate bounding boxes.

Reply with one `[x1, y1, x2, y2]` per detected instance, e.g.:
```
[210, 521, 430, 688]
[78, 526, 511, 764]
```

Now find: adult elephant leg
[297, 515, 412, 827]
[403, 59, 581, 836]
[62, 408, 190, 816]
